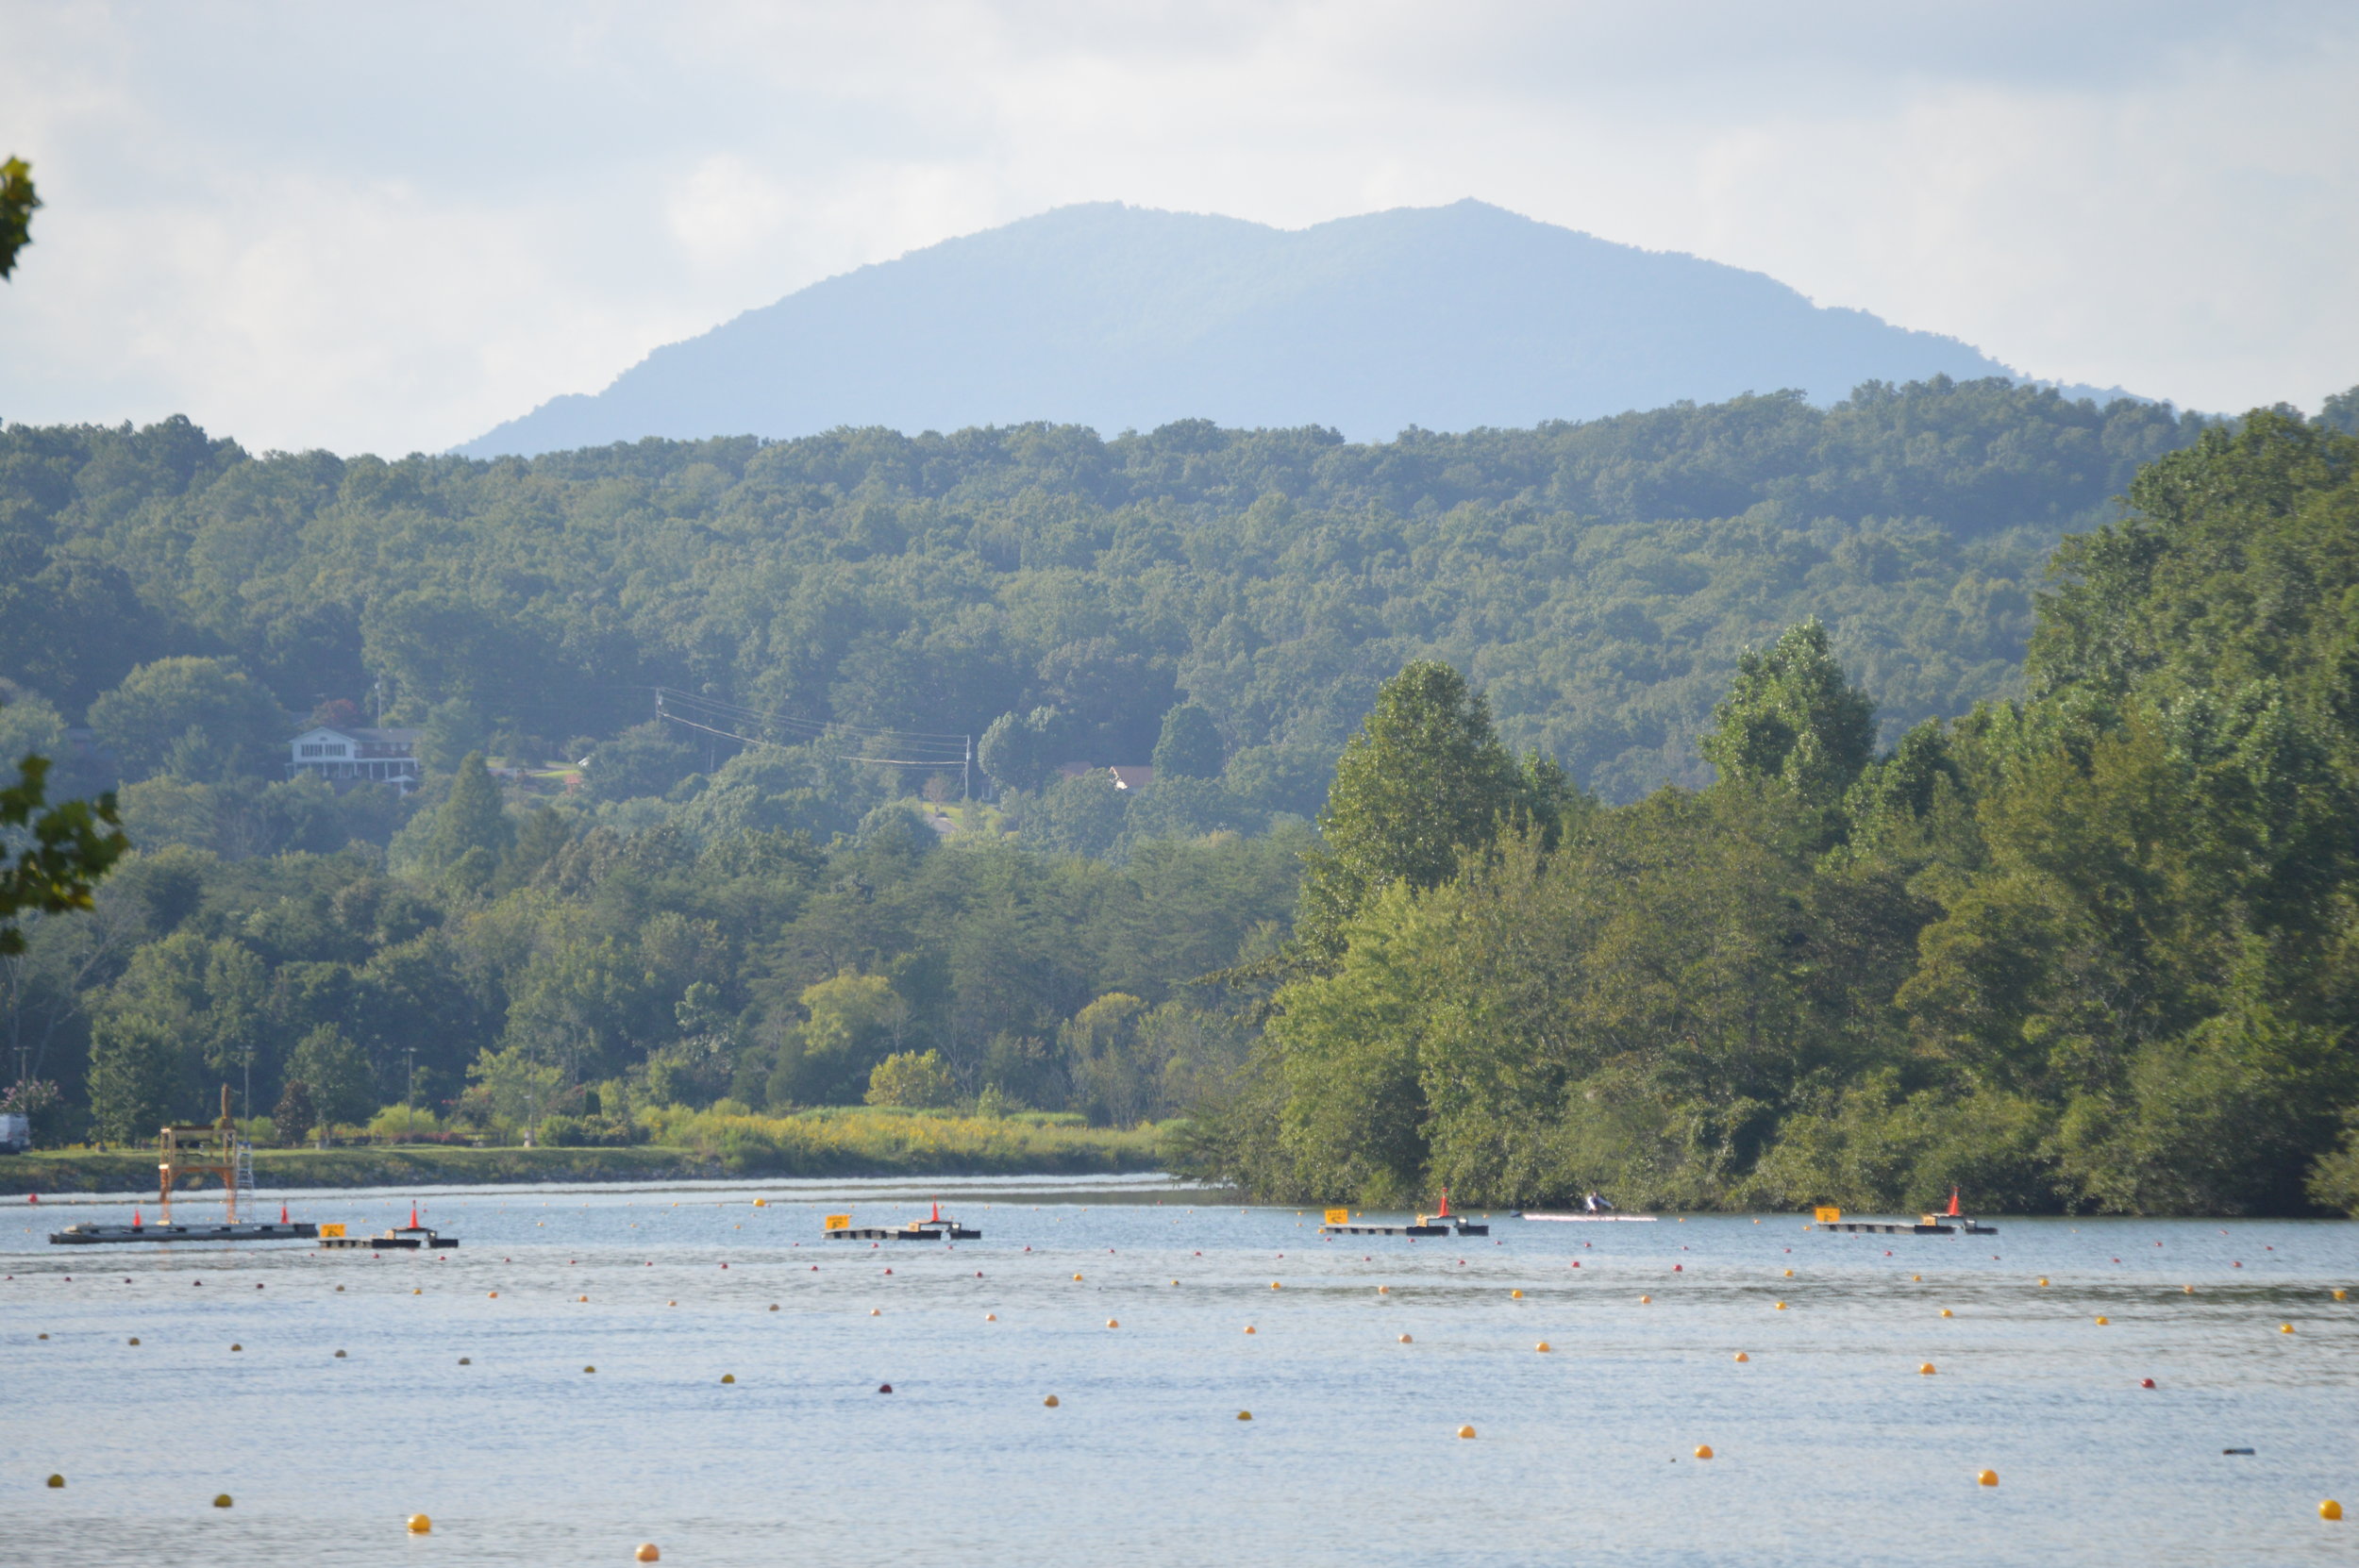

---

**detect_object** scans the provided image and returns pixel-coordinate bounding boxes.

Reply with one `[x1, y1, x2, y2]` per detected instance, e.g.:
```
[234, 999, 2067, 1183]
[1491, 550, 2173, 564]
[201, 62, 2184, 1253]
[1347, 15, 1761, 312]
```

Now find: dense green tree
[1698, 618, 1877, 806]
[88, 658, 287, 783]
[0, 156, 35, 278]
[1150, 704, 1225, 780]
[426, 753, 512, 888]
[287, 1023, 374, 1135]
[1294, 660, 1568, 968]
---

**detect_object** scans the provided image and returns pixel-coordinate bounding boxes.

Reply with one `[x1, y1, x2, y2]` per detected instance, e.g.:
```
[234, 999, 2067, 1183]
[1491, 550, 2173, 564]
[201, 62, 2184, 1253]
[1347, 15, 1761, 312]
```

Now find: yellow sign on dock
[318, 1224, 346, 1238]
[1323, 1209, 1349, 1226]
[824, 1214, 851, 1230]
[1813, 1207, 1841, 1224]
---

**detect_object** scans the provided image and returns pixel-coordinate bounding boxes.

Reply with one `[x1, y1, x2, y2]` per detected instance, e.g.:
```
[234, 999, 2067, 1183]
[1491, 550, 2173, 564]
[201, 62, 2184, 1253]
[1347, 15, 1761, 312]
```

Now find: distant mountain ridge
[460, 199, 2047, 458]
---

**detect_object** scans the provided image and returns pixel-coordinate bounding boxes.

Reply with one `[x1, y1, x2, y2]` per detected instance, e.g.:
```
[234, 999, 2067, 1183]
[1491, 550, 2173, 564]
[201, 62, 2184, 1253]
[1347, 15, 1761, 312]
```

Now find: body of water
[5, 1179, 2352, 1566]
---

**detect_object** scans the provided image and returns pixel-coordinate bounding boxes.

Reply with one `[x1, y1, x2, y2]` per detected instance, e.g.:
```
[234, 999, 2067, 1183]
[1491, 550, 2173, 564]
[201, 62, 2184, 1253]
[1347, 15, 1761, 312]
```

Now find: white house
[287, 726, 424, 792]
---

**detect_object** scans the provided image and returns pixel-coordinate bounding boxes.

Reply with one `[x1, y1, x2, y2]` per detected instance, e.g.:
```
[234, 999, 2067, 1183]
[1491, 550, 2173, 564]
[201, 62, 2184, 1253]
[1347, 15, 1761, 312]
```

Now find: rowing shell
[1517, 1212, 1658, 1222]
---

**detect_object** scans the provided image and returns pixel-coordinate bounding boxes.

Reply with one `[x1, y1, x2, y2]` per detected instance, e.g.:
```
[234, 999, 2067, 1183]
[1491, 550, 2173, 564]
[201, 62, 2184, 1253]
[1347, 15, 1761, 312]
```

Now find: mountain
[457, 200, 2029, 457]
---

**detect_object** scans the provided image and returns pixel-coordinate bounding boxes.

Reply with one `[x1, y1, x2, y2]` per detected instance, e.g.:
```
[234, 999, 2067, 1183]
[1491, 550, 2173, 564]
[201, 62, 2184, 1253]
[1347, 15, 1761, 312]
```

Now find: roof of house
[293, 726, 423, 744]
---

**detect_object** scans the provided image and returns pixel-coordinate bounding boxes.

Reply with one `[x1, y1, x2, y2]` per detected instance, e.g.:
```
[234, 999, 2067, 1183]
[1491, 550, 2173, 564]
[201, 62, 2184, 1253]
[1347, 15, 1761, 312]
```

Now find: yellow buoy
[1782, 1269, 1793, 1278]
[45, 1474, 63, 1489]
[1919, 1362, 1937, 1375]
[1043, 1394, 1060, 1408]
[1106, 1319, 1120, 1328]
[1457, 1425, 1477, 1440]
[636, 1545, 661, 1563]
[2334, 1289, 2347, 1300]
[412, 1289, 421, 1295]
[2281, 1323, 2296, 1333]
[1271, 1282, 1281, 1290]
[1535, 1341, 1551, 1353]
[1733, 1351, 1749, 1362]
[1399, 1333, 1413, 1343]
[753, 1198, 766, 1207]
[2321, 1499, 2343, 1521]
[2038, 1277, 2049, 1288]
[2095, 1315, 2109, 1326]
[1912, 1275, 1921, 1282]
[1640, 1294, 1652, 1305]
[1236, 1410, 1252, 1421]
[1775, 1302, 1788, 1310]
[2184, 1285, 2196, 1293]
[407, 1514, 431, 1535]
[1940, 1309, 1953, 1318]
[1694, 1444, 1714, 1460]
[213, 1493, 233, 1509]
[1978, 1470, 1999, 1487]
[721, 1374, 735, 1384]
[1073, 1274, 1083, 1281]
[1511, 1290, 1524, 1299]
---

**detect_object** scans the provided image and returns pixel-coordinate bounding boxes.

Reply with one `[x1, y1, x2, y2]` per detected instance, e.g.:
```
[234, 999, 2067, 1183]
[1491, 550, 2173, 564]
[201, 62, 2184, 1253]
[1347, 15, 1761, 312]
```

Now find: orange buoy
[2321, 1499, 2343, 1521]
[2095, 1315, 2109, 1326]
[1940, 1309, 1953, 1318]
[1043, 1394, 1060, 1408]
[1535, 1341, 1551, 1353]
[1733, 1351, 1749, 1362]
[1977, 1470, 1999, 1487]
[1457, 1425, 1477, 1439]
[407, 1514, 431, 1534]
[1919, 1363, 1936, 1375]
[1398, 1333, 1413, 1343]
[1639, 1294, 1652, 1305]
[2280, 1323, 2295, 1334]
[1236, 1410, 1252, 1421]
[1775, 1302, 1788, 1310]
[1243, 1325, 1256, 1334]
[636, 1545, 661, 1562]
[1105, 1319, 1119, 1328]
[1694, 1444, 1714, 1460]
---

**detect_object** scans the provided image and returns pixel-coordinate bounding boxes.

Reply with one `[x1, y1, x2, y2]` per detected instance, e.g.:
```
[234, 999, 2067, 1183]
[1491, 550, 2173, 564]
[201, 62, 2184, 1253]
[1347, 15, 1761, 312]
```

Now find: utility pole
[962, 733, 972, 803]
[373, 676, 385, 727]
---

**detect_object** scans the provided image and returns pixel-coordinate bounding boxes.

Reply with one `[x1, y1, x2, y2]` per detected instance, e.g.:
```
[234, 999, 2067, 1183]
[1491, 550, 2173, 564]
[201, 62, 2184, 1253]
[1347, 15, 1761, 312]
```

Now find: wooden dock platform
[50, 1221, 318, 1245]
[1813, 1221, 1997, 1235]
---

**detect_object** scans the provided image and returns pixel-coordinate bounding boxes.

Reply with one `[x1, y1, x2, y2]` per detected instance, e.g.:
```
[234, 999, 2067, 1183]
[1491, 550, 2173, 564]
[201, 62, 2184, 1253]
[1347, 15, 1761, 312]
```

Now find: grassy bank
[0, 1109, 1169, 1193]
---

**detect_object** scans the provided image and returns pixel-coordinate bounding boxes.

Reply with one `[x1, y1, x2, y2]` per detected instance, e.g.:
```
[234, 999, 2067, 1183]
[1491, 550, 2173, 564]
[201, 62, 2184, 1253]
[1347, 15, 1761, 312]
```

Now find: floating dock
[825, 1203, 979, 1242]
[1320, 1194, 1487, 1237]
[1813, 1220, 1996, 1235]
[321, 1225, 457, 1250]
[50, 1221, 317, 1246]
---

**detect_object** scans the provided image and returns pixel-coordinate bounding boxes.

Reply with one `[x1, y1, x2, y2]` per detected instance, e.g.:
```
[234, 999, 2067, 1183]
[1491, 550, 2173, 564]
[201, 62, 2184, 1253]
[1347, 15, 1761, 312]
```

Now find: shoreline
[0, 1139, 1167, 1194]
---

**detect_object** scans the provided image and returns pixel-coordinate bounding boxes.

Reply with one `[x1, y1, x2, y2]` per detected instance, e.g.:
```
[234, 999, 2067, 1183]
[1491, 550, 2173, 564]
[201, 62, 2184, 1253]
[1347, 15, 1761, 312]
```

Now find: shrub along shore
[0, 1109, 1167, 1193]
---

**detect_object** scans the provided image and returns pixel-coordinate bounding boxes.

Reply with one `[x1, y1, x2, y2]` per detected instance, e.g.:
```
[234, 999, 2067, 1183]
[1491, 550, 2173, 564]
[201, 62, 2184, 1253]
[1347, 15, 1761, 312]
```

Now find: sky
[1, 0, 2354, 457]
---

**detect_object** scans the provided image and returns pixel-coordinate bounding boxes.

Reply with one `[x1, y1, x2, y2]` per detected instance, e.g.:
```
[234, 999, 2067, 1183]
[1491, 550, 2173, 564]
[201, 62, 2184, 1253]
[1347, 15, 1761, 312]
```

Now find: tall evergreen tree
[427, 752, 512, 889]
[1294, 660, 1566, 968]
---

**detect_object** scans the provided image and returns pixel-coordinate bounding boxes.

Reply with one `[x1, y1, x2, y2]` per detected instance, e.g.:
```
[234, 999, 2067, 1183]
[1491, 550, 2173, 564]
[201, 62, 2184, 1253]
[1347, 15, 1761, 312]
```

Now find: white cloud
[0, 0, 2351, 453]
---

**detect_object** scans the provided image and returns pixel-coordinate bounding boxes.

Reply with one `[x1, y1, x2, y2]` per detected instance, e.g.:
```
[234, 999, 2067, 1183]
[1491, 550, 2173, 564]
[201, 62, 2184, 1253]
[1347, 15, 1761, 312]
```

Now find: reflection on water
[5, 1182, 2352, 1567]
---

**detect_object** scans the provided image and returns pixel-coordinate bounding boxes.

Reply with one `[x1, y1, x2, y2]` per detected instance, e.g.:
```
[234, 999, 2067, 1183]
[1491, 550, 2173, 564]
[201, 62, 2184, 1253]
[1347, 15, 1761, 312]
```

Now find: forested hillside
[6, 375, 2304, 1185]
[6, 375, 2198, 817]
[1179, 409, 2359, 1216]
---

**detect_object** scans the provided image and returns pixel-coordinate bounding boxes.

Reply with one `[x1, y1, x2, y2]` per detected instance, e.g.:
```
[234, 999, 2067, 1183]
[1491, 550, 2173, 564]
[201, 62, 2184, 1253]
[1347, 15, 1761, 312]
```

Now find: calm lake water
[5, 1177, 2353, 1567]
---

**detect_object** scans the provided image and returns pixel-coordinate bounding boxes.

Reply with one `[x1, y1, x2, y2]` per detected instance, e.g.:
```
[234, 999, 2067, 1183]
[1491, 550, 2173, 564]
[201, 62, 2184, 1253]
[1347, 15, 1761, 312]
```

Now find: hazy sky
[3, 1, 2354, 455]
